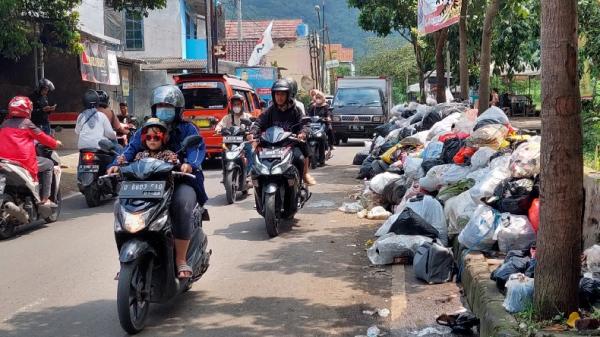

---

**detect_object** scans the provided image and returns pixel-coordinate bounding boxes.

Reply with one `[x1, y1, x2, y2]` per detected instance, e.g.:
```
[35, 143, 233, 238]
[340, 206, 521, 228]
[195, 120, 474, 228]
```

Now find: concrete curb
[459, 251, 521, 337]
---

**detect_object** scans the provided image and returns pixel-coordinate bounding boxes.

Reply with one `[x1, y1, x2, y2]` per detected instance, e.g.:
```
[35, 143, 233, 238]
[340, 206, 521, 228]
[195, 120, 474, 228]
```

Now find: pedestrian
[30, 78, 56, 134]
[118, 102, 129, 122]
[490, 88, 500, 107]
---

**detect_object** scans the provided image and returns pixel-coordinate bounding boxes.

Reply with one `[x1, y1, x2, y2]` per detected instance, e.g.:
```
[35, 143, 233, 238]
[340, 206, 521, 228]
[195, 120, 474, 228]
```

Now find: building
[324, 43, 355, 94]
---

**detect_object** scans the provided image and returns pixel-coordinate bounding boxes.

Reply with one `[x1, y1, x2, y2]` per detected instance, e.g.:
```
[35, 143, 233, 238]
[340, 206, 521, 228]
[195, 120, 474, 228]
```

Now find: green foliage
[337, 64, 352, 77]
[580, 0, 600, 79]
[105, 0, 167, 17]
[515, 303, 566, 337]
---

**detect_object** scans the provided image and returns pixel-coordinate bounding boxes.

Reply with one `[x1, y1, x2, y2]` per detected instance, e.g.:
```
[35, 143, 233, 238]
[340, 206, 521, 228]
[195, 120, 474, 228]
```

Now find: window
[186, 13, 197, 39]
[333, 88, 382, 107]
[179, 82, 227, 109]
[125, 11, 144, 50]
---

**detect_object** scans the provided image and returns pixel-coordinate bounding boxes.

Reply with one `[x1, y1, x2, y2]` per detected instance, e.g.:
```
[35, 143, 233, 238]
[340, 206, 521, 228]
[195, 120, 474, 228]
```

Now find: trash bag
[528, 198, 540, 233]
[491, 250, 534, 290]
[374, 122, 398, 137]
[436, 311, 480, 334]
[458, 205, 502, 251]
[383, 177, 408, 206]
[400, 130, 429, 147]
[509, 136, 541, 178]
[389, 208, 440, 239]
[486, 178, 535, 215]
[438, 179, 476, 202]
[441, 137, 465, 164]
[353, 150, 369, 165]
[406, 195, 449, 246]
[367, 206, 392, 220]
[367, 233, 434, 265]
[420, 164, 453, 192]
[338, 202, 364, 214]
[422, 141, 444, 160]
[358, 155, 376, 179]
[370, 172, 402, 194]
[445, 191, 478, 235]
[439, 132, 470, 143]
[399, 126, 418, 139]
[497, 214, 536, 253]
[466, 167, 492, 184]
[422, 159, 445, 175]
[453, 146, 477, 165]
[381, 144, 404, 164]
[469, 166, 511, 203]
[428, 113, 462, 141]
[375, 213, 399, 237]
[579, 277, 600, 309]
[471, 147, 497, 169]
[477, 106, 510, 126]
[404, 157, 425, 180]
[385, 127, 404, 145]
[468, 124, 509, 149]
[441, 164, 473, 185]
[371, 160, 389, 178]
[503, 273, 534, 313]
[421, 109, 444, 130]
[490, 154, 512, 171]
[584, 245, 600, 275]
[396, 182, 425, 213]
[474, 118, 505, 131]
[453, 111, 478, 134]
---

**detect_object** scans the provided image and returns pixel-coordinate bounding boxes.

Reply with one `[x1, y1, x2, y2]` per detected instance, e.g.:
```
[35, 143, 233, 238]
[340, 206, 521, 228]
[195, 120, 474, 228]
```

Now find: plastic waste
[453, 146, 477, 165]
[453, 112, 477, 134]
[404, 157, 425, 180]
[503, 273, 534, 313]
[441, 164, 473, 185]
[490, 154, 512, 170]
[338, 202, 364, 214]
[370, 172, 402, 194]
[510, 136, 541, 178]
[579, 277, 600, 309]
[367, 206, 392, 220]
[471, 147, 497, 169]
[367, 233, 433, 265]
[420, 164, 453, 192]
[584, 245, 600, 275]
[497, 214, 536, 252]
[469, 166, 511, 203]
[428, 112, 461, 141]
[436, 311, 480, 334]
[441, 137, 465, 164]
[445, 191, 478, 235]
[528, 198, 539, 233]
[491, 250, 535, 290]
[395, 182, 424, 213]
[377, 308, 390, 318]
[422, 141, 444, 160]
[406, 195, 448, 246]
[388, 208, 440, 239]
[366, 325, 381, 337]
[375, 213, 399, 237]
[466, 167, 492, 184]
[421, 158, 445, 175]
[400, 130, 429, 147]
[468, 124, 509, 149]
[458, 205, 502, 251]
[477, 106, 510, 126]
[382, 177, 408, 206]
[437, 179, 475, 202]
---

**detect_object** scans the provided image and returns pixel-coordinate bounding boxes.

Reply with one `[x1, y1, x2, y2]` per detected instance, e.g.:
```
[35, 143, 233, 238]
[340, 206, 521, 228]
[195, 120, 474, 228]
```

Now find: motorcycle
[0, 144, 62, 239]
[252, 124, 311, 237]
[108, 136, 211, 334]
[220, 121, 252, 204]
[77, 140, 120, 207]
[307, 116, 329, 169]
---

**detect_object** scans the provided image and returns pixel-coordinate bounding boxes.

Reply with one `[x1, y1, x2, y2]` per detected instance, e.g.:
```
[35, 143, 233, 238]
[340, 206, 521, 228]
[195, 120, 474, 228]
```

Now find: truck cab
[175, 73, 263, 158]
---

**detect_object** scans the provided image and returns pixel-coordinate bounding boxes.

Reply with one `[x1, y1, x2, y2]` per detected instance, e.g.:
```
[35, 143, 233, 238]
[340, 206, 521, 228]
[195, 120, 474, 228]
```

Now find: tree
[434, 28, 448, 103]
[459, 0, 470, 101]
[534, 0, 582, 319]
[478, 0, 502, 112]
[106, 0, 167, 17]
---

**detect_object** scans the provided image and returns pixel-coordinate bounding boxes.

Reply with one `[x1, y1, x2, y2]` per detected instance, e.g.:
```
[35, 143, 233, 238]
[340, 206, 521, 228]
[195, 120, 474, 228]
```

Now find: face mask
[315, 98, 324, 105]
[156, 107, 176, 123]
[233, 106, 242, 114]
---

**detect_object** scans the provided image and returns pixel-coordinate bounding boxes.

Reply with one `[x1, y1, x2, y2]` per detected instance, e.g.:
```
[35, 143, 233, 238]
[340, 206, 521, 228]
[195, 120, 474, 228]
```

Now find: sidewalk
[58, 150, 80, 197]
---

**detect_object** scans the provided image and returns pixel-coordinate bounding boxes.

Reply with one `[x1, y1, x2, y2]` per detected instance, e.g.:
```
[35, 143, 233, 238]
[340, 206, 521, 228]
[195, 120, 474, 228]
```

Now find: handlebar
[172, 171, 197, 179]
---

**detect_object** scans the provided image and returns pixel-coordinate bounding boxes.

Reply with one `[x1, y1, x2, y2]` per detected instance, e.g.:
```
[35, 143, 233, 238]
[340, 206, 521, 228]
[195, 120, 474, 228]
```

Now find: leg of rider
[244, 142, 254, 174]
[299, 142, 316, 185]
[292, 147, 305, 177]
[37, 156, 54, 204]
[170, 184, 196, 278]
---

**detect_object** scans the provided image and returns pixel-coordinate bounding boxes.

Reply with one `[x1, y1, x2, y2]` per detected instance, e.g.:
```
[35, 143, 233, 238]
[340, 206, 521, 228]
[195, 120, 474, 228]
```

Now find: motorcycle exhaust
[4, 201, 29, 224]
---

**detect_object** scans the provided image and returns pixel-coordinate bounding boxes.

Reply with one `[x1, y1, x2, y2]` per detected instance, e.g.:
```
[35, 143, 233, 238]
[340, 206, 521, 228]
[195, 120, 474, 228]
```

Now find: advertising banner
[80, 41, 120, 85]
[418, 0, 462, 35]
[236, 67, 278, 103]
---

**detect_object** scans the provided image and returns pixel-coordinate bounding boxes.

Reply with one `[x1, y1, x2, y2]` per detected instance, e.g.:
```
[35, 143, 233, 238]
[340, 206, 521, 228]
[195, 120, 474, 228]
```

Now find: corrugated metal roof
[225, 19, 302, 41]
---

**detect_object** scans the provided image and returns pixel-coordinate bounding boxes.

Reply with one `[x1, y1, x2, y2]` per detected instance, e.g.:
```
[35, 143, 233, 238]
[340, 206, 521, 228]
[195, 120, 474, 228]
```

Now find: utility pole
[205, 0, 214, 73]
[236, 0, 242, 41]
[213, 1, 220, 73]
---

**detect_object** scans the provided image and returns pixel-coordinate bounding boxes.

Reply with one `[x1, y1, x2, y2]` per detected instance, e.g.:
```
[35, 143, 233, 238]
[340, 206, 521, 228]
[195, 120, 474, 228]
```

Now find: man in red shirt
[0, 96, 62, 206]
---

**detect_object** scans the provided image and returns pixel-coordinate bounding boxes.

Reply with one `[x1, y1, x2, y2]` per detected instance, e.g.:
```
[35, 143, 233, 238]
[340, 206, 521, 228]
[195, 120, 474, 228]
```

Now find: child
[118, 118, 178, 165]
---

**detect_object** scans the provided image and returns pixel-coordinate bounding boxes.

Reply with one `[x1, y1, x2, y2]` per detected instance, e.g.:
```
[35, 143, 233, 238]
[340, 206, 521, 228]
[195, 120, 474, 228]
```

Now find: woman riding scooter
[215, 93, 254, 175]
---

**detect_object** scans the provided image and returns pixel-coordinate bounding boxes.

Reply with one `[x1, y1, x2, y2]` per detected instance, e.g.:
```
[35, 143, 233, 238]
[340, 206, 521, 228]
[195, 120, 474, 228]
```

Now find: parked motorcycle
[220, 120, 252, 204]
[109, 136, 211, 334]
[307, 116, 329, 169]
[0, 144, 62, 239]
[77, 140, 119, 207]
[252, 125, 311, 237]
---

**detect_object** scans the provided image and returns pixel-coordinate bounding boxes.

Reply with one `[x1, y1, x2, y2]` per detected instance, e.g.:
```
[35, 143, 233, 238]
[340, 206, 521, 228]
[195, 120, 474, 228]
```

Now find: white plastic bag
[471, 147, 497, 169]
[458, 205, 502, 251]
[490, 155, 512, 170]
[510, 136, 541, 178]
[477, 106, 510, 125]
[441, 164, 473, 185]
[453, 110, 477, 134]
[406, 195, 448, 246]
[503, 273, 534, 313]
[497, 214, 536, 252]
[468, 124, 509, 149]
[367, 206, 392, 220]
[469, 166, 511, 203]
[422, 141, 444, 160]
[584, 245, 600, 275]
[338, 202, 364, 214]
[466, 167, 492, 184]
[404, 157, 425, 180]
[375, 213, 400, 237]
[427, 112, 461, 141]
[400, 130, 429, 147]
[445, 191, 478, 235]
[419, 164, 453, 192]
[395, 182, 423, 213]
[367, 233, 433, 265]
[370, 172, 402, 194]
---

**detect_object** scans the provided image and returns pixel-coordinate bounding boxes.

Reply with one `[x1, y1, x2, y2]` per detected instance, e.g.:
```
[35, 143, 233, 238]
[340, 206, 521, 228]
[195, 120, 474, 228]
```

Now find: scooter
[109, 136, 211, 334]
[307, 116, 329, 169]
[220, 121, 252, 204]
[252, 124, 311, 237]
[77, 140, 119, 207]
[0, 144, 62, 239]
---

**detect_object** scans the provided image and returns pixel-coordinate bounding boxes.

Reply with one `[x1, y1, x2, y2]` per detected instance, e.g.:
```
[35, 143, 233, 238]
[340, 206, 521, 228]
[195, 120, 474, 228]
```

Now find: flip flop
[177, 264, 193, 279]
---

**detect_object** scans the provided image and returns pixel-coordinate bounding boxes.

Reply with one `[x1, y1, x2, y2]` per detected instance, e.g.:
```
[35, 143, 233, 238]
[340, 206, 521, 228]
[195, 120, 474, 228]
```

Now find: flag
[248, 21, 274, 66]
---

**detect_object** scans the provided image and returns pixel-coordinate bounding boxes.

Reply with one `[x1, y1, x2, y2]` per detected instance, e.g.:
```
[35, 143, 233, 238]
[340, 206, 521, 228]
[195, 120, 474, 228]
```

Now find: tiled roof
[325, 44, 354, 63]
[224, 40, 257, 65]
[225, 19, 303, 41]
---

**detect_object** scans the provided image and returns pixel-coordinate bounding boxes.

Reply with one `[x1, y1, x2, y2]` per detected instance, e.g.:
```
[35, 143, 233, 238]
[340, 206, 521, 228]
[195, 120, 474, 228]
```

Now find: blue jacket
[112, 121, 208, 205]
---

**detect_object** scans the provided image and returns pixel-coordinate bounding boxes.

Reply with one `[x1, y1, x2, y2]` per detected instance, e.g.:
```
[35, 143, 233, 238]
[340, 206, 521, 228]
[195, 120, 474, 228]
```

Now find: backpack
[413, 241, 454, 284]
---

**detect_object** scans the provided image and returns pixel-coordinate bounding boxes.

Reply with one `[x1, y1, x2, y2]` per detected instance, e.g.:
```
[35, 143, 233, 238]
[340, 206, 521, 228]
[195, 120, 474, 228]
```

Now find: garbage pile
[345, 102, 542, 313]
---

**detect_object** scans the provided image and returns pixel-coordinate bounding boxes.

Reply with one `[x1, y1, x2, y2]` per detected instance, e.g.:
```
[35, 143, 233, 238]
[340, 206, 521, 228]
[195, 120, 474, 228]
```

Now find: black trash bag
[579, 277, 600, 309]
[383, 179, 408, 205]
[410, 114, 424, 125]
[421, 110, 444, 130]
[473, 118, 503, 131]
[437, 311, 480, 334]
[487, 178, 535, 215]
[422, 159, 445, 175]
[358, 155, 376, 179]
[490, 250, 532, 291]
[374, 122, 398, 137]
[353, 151, 369, 165]
[371, 159, 389, 177]
[378, 140, 396, 156]
[389, 208, 440, 239]
[400, 126, 417, 139]
[441, 138, 465, 164]
[525, 258, 536, 278]
[386, 166, 404, 175]
[401, 109, 417, 119]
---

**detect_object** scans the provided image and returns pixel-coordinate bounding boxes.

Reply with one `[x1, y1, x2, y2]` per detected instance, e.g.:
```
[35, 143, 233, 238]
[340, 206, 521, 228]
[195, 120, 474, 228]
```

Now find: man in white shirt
[75, 90, 118, 150]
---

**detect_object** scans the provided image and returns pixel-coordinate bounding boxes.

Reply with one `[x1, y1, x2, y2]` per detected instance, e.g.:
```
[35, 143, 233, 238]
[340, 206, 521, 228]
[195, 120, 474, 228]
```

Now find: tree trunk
[459, 0, 470, 101]
[534, 0, 582, 319]
[412, 37, 427, 102]
[478, 0, 501, 113]
[434, 29, 448, 103]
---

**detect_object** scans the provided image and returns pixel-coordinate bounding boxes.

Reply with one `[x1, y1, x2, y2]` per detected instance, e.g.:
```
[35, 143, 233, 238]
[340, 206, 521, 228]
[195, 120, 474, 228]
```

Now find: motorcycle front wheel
[224, 169, 238, 204]
[117, 257, 151, 335]
[264, 193, 280, 238]
[0, 218, 15, 239]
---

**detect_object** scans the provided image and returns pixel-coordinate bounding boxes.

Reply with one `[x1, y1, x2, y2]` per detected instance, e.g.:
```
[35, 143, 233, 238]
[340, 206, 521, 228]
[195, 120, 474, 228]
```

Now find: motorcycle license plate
[78, 164, 99, 173]
[0, 176, 5, 195]
[259, 148, 285, 159]
[223, 136, 244, 143]
[119, 181, 166, 199]
[310, 123, 322, 128]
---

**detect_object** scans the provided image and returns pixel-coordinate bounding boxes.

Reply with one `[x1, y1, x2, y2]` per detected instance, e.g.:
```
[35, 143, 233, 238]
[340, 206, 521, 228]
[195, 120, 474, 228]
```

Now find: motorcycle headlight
[122, 212, 147, 233]
[316, 132, 323, 138]
[271, 151, 293, 175]
[253, 153, 270, 175]
[225, 147, 243, 160]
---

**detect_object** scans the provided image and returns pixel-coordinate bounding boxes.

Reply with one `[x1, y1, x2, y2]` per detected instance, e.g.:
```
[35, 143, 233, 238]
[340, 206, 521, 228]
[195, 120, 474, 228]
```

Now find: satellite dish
[301, 76, 314, 91]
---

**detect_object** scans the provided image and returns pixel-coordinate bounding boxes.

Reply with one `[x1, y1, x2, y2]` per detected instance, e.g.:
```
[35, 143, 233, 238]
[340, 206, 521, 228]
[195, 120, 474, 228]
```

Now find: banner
[80, 41, 120, 85]
[418, 0, 462, 35]
[248, 21, 274, 66]
[236, 67, 277, 102]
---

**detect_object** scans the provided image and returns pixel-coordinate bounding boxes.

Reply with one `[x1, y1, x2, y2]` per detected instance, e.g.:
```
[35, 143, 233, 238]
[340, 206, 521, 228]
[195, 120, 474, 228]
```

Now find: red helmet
[8, 96, 33, 119]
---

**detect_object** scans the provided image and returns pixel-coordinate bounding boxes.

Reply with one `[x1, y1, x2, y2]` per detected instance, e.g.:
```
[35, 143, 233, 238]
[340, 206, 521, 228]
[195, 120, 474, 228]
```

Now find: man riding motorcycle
[285, 77, 306, 116]
[108, 84, 208, 279]
[96, 90, 129, 150]
[76, 90, 119, 151]
[0, 96, 62, 207]
[215, 93, 254, 174]
[251, 79, 316, 186]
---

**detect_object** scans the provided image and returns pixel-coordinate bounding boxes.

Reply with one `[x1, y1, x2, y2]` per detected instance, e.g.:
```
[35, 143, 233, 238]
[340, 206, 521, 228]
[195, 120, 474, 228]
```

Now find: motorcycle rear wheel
[44, 190, 62, 223]
[224, 169, 238, 204]
[0, 219, 15, 239]
[117, 257, 151, 335]
[264, 193, 279, 238]
[83, 185, 101, 208]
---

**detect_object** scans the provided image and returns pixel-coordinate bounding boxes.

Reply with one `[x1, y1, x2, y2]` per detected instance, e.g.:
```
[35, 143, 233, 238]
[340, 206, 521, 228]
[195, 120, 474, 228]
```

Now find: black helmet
[285, 77, 298, 99]
[230, 93, 245, 104]
[38, 78, 55, 92]
[82, 89, 99, 109]
[271, 79, 292, 103]
[96, 90, 110, 108]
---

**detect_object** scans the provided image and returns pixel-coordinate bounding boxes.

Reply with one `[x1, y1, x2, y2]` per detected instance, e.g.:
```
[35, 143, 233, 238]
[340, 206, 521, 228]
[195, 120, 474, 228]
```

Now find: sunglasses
[143, 133, 164, 142]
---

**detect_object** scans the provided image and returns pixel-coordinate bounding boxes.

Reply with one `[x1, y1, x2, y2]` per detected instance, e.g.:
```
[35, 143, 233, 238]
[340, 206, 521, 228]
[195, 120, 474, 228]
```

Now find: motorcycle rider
[108, 84, 208, 279]
[30, 78, 56, 134]
[215, 93, 254, 174]
[96, 90, 130, 145]
[252, 79, 316, 186]
[308, 90, 336, 156]
[75, 90, 119, 152]
[0, 96, 62, 207]
[285, 77, 306, 116]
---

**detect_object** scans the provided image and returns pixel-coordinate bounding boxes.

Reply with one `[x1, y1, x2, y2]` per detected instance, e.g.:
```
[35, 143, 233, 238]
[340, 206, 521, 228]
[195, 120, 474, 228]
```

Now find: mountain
[223, 0, 374, 57]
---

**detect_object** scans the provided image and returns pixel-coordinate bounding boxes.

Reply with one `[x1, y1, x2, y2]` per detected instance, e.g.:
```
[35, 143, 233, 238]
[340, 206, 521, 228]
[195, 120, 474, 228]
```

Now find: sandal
[304, 174, 317, 186]
[177, 264, 193, 279]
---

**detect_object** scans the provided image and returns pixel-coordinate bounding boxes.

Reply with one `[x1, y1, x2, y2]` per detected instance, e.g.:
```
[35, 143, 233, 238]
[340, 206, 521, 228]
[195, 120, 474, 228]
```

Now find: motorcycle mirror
[98, 139, 116, 152]
[181, 135, 202, 149]
[301, 116, 311, 125]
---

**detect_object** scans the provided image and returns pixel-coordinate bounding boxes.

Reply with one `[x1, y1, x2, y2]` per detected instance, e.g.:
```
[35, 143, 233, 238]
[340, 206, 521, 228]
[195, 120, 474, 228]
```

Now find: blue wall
[186, 39, 208, 60]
